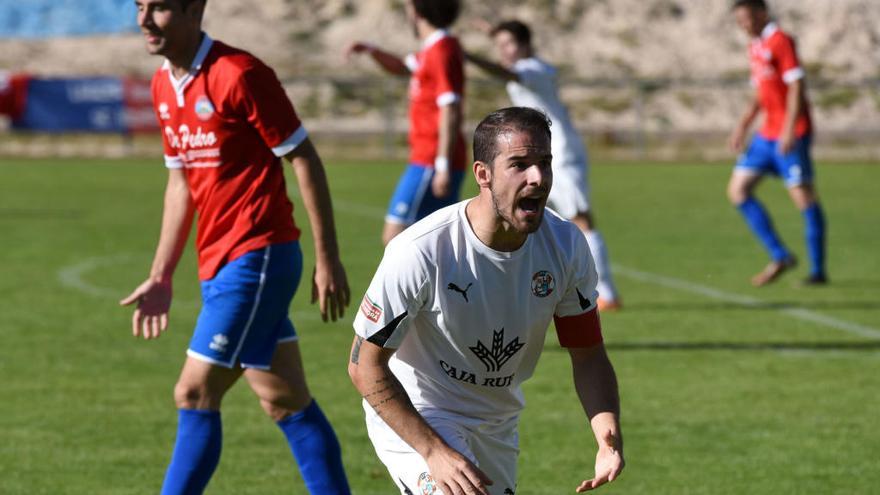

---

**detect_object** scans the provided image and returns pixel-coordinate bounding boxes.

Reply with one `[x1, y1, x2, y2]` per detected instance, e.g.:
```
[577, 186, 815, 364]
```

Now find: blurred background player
[349, 107, 623, 495]
[727, 0, 827, 286]
[465, 19, 622, 311]
[122, 0, 351, 493]
[346, 0, 467, 245]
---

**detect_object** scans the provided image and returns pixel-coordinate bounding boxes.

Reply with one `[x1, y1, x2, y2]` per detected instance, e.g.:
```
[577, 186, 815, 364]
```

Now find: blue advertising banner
[12, 76, 157, 133]
[0, 0, 138, 39]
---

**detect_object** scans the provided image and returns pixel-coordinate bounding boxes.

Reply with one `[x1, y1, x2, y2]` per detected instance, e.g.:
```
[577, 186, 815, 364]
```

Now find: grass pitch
[1, 157, 878, 494]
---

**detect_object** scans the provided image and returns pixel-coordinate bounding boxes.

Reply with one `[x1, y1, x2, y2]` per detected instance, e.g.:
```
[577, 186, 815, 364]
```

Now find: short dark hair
[491, 20, 532, 46]
[473, 107, 551, 166]
[732, 0, 767, 11]
[411, 0, 460, 29]
[178, 0, 207, 11]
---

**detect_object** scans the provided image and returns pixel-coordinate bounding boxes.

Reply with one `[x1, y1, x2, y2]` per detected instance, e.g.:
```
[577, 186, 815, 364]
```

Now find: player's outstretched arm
[286, 138, 350, 322]
[345, 42, 411, 76]
[463, 51, 518, 82]
[568, 344, 625, 492]
[729, 94, 761, 152]
[348, 337, 493, 494]
[120, 168, 194, 339]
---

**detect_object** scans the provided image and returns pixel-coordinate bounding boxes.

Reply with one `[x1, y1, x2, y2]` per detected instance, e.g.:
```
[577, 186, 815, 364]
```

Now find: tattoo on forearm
[350, 336, 364, 364]
[363, 376, 409, 413]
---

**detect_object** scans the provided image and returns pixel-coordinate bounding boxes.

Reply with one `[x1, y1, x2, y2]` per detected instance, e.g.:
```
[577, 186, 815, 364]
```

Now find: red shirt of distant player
[748, 22, 812, 139]
[152, 35, 305, 280]
[405, 30, 467, 171]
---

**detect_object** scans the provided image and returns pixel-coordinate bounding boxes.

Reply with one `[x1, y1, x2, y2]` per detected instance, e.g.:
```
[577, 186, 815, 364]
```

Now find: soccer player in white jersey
[465, 20, 622, 311]
[349, 107, 624, 495]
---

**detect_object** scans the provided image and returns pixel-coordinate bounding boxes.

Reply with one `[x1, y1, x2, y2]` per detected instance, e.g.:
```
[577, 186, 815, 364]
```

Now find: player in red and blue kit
[727, 0, 827, 286]
[123, 1, 351, 493]
[345, 0, 466, 245]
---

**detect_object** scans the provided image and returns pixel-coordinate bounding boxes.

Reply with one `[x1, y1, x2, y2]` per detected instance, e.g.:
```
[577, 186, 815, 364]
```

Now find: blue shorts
[385, 163, 465, 226]
[735, 134, 814, 187]
[188, 241, 302, 370]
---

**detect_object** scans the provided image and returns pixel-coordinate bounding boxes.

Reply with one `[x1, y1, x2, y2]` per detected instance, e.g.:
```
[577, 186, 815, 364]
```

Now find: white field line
[613, 265, 880, 339]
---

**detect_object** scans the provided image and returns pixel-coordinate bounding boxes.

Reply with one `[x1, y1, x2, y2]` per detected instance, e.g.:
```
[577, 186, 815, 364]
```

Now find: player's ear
[473, 160, 492, 188]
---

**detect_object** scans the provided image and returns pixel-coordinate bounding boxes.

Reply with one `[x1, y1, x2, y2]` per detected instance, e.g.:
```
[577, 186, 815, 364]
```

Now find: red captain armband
[554, 309, 603, 348]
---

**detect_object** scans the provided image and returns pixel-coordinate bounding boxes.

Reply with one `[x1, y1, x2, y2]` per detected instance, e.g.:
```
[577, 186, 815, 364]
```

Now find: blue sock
[160, 409, 222, 495]
[803, 203, 826, 277]
[736, 197, 790, 262]
[277, 400, 350, 495]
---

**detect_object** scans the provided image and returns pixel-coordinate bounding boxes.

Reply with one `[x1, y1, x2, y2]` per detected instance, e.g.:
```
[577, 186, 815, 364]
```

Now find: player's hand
[311, 257, 351, 322]
[425, 448, 493, 495]
[469, 17, 494, 35]
[120, 278, 172, 340]
[576, 430, 624, 492]
[431, 170, 452, 198]
[728, 126, 746, 153]
[778, 130, 795, 154]
[344, 41, 373, 59]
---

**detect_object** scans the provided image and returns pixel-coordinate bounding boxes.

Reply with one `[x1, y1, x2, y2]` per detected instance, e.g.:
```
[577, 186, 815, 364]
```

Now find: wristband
[434, 156, 449, 173]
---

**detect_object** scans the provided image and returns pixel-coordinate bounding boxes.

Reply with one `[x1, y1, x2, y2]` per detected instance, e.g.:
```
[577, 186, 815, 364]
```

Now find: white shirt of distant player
[506, 57, 588, 168]
[353, 201, 599, 422]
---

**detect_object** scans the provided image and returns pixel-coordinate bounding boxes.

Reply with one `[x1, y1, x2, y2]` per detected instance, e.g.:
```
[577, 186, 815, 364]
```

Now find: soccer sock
[277, 400, 351, 495]
[160, 409, 222, 495]
[736, 198, 790, 262]
[802, 202, 826, 277]
[584, 230, 618, 301]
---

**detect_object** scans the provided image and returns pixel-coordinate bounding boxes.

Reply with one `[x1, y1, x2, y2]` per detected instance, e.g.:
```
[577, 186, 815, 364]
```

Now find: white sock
[585, 230, 618, 301]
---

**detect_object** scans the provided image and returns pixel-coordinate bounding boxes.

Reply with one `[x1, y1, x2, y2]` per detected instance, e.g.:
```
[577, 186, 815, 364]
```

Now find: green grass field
[1, 157, 878, 494]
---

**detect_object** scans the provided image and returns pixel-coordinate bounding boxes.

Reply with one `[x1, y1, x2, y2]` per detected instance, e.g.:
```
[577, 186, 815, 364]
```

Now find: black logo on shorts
[447, 282, 473, 303]
[469, 328, 524, 372]
[576, 287, 592, 310]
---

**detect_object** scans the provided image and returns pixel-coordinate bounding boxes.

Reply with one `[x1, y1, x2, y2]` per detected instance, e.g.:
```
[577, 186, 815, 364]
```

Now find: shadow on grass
[601, 340, 880, 352]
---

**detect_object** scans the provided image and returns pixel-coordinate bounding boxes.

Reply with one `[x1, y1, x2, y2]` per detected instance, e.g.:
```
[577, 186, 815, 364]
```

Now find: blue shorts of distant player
[187, 241, 302, 370]
[385, 163, 465, 226]
[735, 133, 814, 187]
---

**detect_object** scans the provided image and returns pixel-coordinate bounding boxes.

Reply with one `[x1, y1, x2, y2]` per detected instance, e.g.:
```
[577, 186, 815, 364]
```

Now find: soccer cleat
[750, 256, 797, 287]
[799, 273, 828, 286]
[597, 297, 622, 312]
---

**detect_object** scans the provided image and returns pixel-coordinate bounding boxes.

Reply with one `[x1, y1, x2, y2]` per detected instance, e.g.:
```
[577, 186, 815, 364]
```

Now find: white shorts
[547, 160, 590, 219]
[365, 405, 519, 495]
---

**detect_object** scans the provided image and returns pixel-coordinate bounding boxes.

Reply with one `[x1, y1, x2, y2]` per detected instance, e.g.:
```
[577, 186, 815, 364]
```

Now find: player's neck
[465, 197, 528, 252]
[416, 22, 440, 43]
[167, 31, 204, 79]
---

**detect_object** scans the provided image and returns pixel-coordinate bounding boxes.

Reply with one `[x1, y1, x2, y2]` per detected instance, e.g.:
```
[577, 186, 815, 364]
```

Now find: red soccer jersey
[748, 22, 812, 139]
[404, 30, 467, 170]
[152, 35, 305, 280]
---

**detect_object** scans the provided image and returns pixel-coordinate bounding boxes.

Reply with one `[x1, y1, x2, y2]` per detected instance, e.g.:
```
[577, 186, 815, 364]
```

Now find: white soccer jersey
[506, 57, 588, 169]
[353, 201, 602, 422]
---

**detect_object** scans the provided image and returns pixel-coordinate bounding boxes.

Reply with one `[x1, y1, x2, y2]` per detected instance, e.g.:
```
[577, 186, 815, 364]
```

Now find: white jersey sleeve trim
[271, 126, 308, 157]
[783, 67, 805, 84]
[436, 92, 460, 106]
[404, 54, 419, 72]
[164, 154, 184, 169]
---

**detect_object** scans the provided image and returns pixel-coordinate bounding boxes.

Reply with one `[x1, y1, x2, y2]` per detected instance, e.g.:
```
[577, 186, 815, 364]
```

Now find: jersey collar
[760, 22, 779, 40]
[163, 33, 214, 107]
[422, 29, 449, 49]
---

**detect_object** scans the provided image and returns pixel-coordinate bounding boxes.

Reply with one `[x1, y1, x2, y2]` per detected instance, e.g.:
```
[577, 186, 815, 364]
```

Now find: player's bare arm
[779, 78, 804, 154]
[432, 101, 462, 198]
[568, 344, 624, 492]
[348, 336, 493, 495]
[286, 138, 351, 322]
[345, 42, 411, 76]
[464, 51, 519, 82]
[729, 95, 761, 152]
[120, 168, 194, 339]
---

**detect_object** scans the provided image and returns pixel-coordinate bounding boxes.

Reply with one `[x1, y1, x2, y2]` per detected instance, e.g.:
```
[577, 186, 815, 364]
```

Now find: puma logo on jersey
[469, 328, 524, 373]
[447, 282, 473, 302]
[576, 287, 592, 311]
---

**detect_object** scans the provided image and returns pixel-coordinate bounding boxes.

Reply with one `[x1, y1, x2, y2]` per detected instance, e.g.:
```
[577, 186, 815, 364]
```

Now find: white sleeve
[353, 240, 432, 348]
[555, 230, 599, 318]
